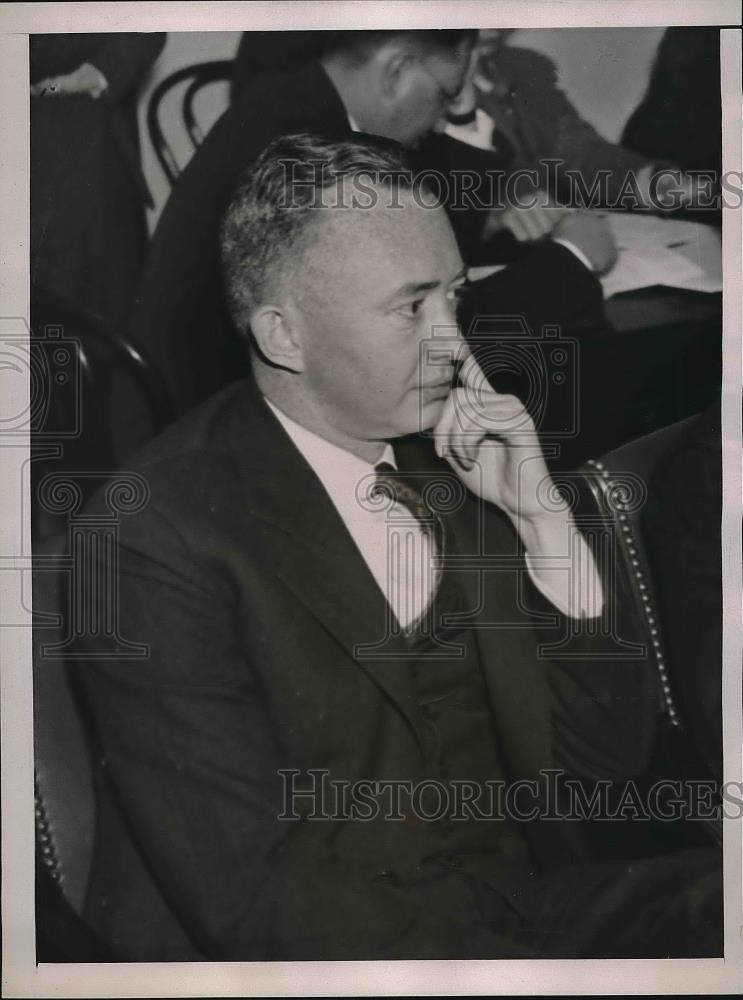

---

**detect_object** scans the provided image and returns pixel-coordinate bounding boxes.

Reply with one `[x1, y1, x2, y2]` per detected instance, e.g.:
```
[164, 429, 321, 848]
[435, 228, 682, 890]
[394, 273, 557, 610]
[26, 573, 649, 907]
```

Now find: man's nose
[422, 326, 468, 385]
[445, 75, 477, 121]
[433, 81, 477, 134]
[425, 301, 464, 349]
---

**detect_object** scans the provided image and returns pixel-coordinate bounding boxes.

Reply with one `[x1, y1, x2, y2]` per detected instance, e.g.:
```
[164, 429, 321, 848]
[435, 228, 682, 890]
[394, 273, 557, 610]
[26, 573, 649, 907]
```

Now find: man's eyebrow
[392, 280, 440, 299]
[385, 266, 469, 303]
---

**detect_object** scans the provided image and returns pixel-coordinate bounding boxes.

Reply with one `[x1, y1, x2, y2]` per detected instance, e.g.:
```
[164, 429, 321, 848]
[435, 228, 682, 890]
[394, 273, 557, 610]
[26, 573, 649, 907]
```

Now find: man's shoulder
[229, 60, 340, 123]
[85, 380, 314, 580]
[177, 60, 345, 187]
[495, 45, 559, 88]
[106, 380, 271, 515]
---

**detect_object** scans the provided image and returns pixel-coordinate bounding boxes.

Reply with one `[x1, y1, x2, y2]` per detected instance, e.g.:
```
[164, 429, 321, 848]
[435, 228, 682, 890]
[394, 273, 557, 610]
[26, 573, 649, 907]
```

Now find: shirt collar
[265, 398, 396, 497]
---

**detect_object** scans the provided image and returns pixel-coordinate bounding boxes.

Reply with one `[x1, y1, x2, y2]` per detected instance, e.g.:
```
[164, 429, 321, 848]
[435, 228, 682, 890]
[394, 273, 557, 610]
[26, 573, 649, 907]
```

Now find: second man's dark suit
[130, 60, 605, 420]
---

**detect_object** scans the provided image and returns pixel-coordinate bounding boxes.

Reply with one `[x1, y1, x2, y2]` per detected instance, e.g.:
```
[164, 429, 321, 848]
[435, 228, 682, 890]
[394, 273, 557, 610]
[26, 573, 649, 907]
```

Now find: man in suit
[622, 27, 722, 177]
[76, 133, 721, 961]
[130, 29, 610, 426]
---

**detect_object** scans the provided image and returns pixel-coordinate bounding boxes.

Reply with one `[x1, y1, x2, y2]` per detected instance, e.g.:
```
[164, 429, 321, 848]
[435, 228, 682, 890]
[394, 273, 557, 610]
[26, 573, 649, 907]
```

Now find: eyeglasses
[417, 58, 466, 106]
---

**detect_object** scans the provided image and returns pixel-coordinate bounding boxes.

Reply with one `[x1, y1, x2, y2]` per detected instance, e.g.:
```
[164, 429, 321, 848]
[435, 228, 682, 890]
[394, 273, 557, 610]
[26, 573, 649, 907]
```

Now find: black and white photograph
[1, 1, 742, 995]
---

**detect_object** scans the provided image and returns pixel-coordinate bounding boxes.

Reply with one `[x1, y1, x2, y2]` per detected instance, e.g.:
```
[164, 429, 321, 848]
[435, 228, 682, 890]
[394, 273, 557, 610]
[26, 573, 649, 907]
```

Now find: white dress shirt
[266, 401, 602, 628]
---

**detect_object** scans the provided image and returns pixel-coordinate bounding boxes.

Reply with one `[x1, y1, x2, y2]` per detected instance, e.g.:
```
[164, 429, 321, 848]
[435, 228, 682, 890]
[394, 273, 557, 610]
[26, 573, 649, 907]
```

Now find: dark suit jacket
[622, 27, 722, 177]
[30, 33, 165, 330]
[76, 379, 656, 961]
[130, 60, 605, 423]
[477, 45, 652, 206]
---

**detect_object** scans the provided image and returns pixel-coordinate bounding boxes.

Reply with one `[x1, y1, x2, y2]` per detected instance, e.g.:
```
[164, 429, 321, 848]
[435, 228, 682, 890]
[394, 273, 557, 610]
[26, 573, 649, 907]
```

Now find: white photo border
[2, 2, 741, 996]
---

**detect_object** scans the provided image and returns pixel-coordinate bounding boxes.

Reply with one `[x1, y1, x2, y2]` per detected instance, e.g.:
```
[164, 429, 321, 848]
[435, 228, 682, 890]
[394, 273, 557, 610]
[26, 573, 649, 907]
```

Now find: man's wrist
[511, 505, 573, 557]
[79, 62, 109, 99]
[551, 236, 595, 273]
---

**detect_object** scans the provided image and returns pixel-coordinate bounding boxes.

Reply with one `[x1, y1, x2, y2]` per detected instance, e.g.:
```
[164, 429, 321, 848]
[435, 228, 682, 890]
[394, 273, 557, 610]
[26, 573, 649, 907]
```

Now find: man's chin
[412, 395, 448, 434]
[379, 394, 448, 440]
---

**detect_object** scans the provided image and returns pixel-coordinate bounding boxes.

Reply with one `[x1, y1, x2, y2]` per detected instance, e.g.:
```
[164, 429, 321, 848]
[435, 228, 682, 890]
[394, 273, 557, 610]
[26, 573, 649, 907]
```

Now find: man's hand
[30, 62, 108, 99]
[552, 212, 618, 273]
[636, 165, 715, 210]
[502, 194, 570, 243]
[433, 354, 603, 618]
[482, 190, 569, 245]
[432, 354, 562, 527]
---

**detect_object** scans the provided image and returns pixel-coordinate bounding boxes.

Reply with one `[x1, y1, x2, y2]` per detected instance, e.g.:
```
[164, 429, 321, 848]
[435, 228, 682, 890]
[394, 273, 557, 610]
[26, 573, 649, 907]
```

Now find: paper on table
[468, 215, 723, 298]
[675, 235, 723, 287]
[601, 244, 706, 298]
[601, 214, 722, 298]
[606, 213, 712, 251]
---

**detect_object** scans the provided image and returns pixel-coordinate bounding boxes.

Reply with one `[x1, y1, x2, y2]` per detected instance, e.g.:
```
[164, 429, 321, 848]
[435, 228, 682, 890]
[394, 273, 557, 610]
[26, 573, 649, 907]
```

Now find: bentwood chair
[146, 60, 233, 186]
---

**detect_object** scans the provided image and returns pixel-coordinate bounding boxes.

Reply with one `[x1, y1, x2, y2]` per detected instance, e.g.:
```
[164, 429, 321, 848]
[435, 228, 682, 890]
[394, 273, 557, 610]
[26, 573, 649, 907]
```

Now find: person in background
[130, 29, 613, 429]
[230, 29, 327, 100]
[622, 26, 721, 223]
[229, 29, 620, 264]
[30, 33, 165, 334]
[468, 29, 711, 245]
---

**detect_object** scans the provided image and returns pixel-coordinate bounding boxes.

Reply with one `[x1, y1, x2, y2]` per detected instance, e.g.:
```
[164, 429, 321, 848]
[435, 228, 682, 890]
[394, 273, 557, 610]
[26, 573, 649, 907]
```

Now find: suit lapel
[227, 388, 552, 769]
[229, 388, 428, 751]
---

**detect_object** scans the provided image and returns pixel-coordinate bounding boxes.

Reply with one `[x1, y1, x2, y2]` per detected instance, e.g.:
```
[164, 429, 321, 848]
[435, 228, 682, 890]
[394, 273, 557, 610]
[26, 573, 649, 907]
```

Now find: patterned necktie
[373, 462, 445, 631]
[373, 463, 440, 535]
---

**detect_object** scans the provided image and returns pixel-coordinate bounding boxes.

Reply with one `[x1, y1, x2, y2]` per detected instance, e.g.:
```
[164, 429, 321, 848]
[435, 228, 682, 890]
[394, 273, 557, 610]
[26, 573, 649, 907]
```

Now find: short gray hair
[219, 132, 419, 336]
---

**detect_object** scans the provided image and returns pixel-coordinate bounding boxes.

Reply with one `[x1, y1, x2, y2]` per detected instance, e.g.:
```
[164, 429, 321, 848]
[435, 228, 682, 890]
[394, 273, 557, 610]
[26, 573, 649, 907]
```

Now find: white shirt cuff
[551, 237, 594, 273]
[524, 535, 604, 619]
[84, 64, 109, 99]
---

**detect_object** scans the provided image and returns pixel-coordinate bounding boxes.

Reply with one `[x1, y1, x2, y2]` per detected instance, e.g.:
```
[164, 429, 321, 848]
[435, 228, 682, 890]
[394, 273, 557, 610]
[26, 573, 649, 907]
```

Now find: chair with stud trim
[578, 415, 722, 854]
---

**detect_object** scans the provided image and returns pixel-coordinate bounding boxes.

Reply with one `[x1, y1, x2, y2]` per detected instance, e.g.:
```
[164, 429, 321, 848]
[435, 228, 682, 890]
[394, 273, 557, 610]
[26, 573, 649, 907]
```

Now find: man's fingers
[435, 359, 538, 472]
[459, 352, 490, 393]
[432, 392, 457, 458]
[454, 369, 537, 440]
[433, 388, 480, 468]
[503, 208, 531, 241]
[31, 77, 62, 96]
[504, 203, 567, 242]
[521, 206, 553, 241]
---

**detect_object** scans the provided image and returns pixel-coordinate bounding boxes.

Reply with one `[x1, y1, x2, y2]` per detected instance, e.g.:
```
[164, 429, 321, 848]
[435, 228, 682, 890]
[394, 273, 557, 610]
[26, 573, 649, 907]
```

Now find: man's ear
[249, 305, 305, 373]
[376, 42, 415, 100]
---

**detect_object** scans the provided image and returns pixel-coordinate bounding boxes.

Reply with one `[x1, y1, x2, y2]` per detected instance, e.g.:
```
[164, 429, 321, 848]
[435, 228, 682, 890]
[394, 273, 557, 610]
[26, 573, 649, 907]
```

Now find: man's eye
[397, 299, 424, 319]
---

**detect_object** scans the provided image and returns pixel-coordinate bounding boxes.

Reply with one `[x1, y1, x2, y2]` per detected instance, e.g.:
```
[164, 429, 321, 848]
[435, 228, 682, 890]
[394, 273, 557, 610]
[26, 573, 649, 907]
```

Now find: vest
[402, 536, 538, 915]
